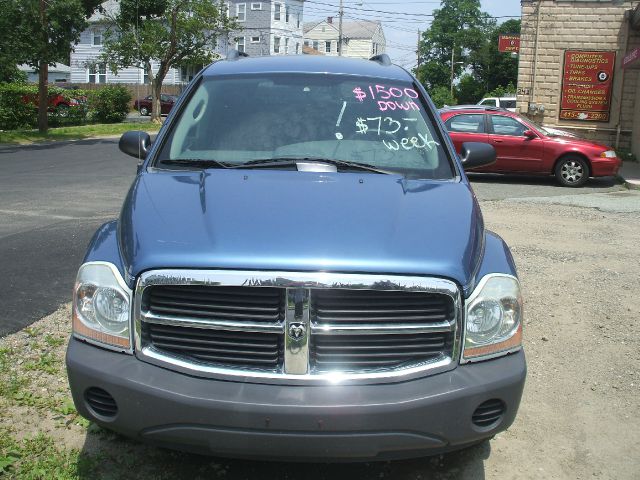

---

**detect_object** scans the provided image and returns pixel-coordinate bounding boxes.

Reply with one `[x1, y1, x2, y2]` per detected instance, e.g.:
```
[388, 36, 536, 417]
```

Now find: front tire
[555, 155, 589, 187]
[139, 106, 149, 116]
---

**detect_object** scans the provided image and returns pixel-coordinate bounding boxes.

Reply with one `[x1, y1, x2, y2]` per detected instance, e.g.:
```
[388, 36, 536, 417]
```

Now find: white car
[477, 96, 516, 112]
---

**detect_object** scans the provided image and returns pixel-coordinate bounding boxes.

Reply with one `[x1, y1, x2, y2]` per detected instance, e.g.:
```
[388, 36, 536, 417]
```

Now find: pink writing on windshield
[352, 85, 419, 103]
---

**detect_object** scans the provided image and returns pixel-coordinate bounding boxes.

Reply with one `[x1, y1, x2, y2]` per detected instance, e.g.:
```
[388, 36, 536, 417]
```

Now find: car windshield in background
[156, 74, 454, 179]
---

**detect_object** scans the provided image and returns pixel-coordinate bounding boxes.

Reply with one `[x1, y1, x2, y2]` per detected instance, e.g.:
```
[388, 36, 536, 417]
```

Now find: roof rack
[369, 53, 391, 66]
[226, 49, 249, 61]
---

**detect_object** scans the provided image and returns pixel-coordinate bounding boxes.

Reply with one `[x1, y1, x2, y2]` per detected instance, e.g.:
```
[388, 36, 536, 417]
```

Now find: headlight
[462, 274, 522, 362]
[72, 262, 132, 351]
[600, 150, 617, 158]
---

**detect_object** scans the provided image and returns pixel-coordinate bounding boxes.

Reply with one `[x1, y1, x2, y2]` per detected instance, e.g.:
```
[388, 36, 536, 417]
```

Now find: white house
[18, 63, 71, 83]
[69, 0, 227, 85]
[303, 18, 385, 59]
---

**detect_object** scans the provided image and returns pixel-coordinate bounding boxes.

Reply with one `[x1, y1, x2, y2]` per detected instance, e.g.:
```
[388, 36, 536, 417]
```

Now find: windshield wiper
[159, 159, 233, 169]
[228, 157, 397, 175]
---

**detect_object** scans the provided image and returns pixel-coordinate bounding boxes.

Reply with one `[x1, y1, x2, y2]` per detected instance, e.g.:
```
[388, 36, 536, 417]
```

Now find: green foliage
[0, 83, 38, 130]
[101, 0, 235, 119]
[430, 86, 457, 109]
[0, 83, 91, 130]
[455, 74, 486, 104]
[415, 1, 519, 100]
[470, 19, 521, 94]
[88, 86, 131, 123]
[486, 82, 516, 98]
[0, 430, 97, 478]
[416, 0, 495, 90]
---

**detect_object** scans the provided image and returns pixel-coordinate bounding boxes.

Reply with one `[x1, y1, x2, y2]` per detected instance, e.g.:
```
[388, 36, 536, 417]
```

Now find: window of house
[295, 42, 299, 54]
[304, 40, 309, 46]
[325, 41, 331, 53]
[297, 13, 300, 28]
[251, 36, 260, 43]
[142, 68, 149, 84]
[274, 3, 281, 21]
[236, 37, 245, 53]
[236, 3, 246, 21]
[88, 63, 106, 84]
[285, 37, 289, 54]
[285, 5, 290, 22]
[251, 2, 261, 10]
[274, 36, 281, 54]
[312, 41, 319, 51]
[445, 114, 485, 134]
[92, 31, 102, 46]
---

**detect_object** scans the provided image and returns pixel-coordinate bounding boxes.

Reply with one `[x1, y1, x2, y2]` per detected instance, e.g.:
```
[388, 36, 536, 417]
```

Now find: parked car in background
[22, 89, 86, 116]
[66, 53, 527, 462]
[134, 94, 177, 116]
[440, 106, 622, 187]
[477, 96, 516, 112]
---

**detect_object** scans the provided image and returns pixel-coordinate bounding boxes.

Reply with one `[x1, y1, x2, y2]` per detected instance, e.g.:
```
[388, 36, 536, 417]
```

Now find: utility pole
[338, 0, 343, 56]
[450, 44, 455, 98]
[416, 29, 421, 69]
[38, 0, 49, 133]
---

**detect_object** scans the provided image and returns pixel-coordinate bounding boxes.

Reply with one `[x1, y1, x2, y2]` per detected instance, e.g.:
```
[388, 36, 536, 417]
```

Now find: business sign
[622, 48, 640, 69]
[560, 50, 615, 122]
[498, 34, 520, 53]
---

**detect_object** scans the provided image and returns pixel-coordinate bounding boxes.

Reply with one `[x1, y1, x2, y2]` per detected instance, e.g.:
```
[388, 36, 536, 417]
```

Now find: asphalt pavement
[0, 139, 627, 335]
[0, 139, 137, 336]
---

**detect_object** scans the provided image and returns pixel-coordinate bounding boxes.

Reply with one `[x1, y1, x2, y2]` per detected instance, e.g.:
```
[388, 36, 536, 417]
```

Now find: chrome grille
[311, 333, 449, 370]
[146, 285, 284, 323]
[134, 270, 461, 384]
[311, 289, 453, 325]
[142, 323, 283, 369]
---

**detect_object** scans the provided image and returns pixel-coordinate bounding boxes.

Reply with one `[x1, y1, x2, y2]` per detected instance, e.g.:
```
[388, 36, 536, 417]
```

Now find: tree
[455, 73, 485, 104]
[415, 0, 495, 91]
[7, 0, 102, 132]
[101, 0, 236, 122]
[470, 19, 521, 93]
[430, 86, 456, 109]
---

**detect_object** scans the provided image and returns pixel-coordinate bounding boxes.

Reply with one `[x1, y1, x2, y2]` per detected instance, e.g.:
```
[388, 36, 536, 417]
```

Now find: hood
[119, 169, 484, 290]
[544, 132, 610, 150]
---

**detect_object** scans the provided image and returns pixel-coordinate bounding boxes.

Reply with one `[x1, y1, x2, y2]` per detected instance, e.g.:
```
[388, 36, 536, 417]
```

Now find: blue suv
[66, 53, 525, 461]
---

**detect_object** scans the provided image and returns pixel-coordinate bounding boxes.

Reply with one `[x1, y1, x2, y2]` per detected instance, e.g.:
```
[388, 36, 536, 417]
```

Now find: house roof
[89, 0, 119, 22]
[304, 19, 381, 40]
[18, 63, 71, 73]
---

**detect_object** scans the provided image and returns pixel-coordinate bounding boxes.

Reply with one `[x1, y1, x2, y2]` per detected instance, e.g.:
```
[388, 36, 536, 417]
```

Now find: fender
[82, 220, 130, 288]
[464, 230, 518, 298]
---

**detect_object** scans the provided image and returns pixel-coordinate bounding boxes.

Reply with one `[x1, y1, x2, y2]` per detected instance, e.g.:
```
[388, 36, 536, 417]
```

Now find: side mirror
[523, 130, 537, 139]
[460, 142, 496, 170]
[119, 130, 152, 159]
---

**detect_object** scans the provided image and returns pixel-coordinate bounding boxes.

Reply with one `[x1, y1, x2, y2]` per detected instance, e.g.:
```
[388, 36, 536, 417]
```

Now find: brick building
[517, 1, 640, 158]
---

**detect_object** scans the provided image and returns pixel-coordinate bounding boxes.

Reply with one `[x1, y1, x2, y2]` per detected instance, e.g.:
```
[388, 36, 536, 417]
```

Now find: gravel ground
[0, 194, 638, 479]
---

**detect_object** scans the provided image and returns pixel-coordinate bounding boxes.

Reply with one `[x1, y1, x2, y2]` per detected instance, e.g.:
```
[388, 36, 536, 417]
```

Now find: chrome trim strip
[284, 288, 310, 374]
[140, 311, 284, 333]
[134, 269, 462, 385]
[311, 320, 455, 336]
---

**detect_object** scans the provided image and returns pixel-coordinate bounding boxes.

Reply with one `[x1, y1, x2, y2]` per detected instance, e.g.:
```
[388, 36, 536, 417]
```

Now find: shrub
[88, 85, 131, 123]
[430, 86, 457, 109]
[0, 83, 91, 130]
[0, 83, 38, 130]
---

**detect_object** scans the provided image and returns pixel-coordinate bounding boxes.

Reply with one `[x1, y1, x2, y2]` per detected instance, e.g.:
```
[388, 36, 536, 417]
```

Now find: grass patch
[0, 429, 98, 478]
[0, 123, 160, 145]
[25, 352, 60, 375]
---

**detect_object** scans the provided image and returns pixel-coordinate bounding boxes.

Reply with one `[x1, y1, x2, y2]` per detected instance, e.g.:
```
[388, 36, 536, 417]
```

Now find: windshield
[156, 74, 454, 179]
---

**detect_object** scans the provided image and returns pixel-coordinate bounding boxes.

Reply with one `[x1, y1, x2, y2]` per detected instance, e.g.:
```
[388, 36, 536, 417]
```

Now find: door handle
[492, 139, 503, 143]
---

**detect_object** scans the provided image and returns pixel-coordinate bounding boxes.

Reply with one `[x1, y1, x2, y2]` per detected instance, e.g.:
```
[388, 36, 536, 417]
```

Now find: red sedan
[134, 94, 177, 116]
[440, 106, 622, 187]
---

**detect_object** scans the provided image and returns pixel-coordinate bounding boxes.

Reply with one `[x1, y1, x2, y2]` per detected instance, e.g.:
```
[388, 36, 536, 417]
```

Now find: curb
[624, 179, 640, 191]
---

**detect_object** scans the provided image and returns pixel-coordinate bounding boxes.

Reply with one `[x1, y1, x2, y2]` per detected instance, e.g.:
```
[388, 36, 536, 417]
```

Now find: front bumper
[591, 156, 622, 177]
[66, 338, 526, 461]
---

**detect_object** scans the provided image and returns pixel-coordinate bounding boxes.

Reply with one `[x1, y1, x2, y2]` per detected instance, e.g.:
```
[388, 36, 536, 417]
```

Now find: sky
[302, 0, 523, 68]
